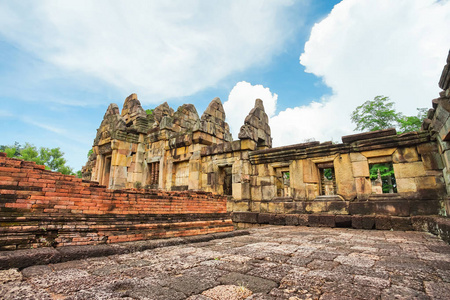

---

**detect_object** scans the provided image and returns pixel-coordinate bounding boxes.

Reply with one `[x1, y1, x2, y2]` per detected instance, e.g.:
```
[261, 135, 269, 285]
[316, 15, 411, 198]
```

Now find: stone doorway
[101, 155, 112, 188]
[219, 166, 232, 196]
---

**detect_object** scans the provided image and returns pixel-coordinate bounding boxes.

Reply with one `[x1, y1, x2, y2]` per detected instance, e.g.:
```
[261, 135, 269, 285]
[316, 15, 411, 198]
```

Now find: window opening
[146, 162, 160, 188]
[275, 168, 290, 197]
[370, 163, 397, 193]
[318, 164, 336, 195]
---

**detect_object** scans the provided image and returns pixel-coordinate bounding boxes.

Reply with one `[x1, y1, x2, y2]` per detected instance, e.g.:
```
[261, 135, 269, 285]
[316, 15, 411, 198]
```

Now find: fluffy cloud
[0, 0, 296, 104]
[270, 0, 450, 146]
[223, 81, 278, 139]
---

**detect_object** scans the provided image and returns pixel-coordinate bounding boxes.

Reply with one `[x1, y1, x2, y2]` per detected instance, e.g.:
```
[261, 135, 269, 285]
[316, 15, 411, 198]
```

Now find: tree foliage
[351, 96, 426, 134]
[351, 96, 398, 132]
[397, 108, 428, 134]
[1, 142, 74, 175]
[369, 163, 397, 193]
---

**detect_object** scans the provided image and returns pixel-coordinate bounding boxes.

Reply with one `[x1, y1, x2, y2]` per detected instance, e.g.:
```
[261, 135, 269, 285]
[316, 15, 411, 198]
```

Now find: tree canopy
[350, 96, 426, 134]
[1, 142, 74, 175]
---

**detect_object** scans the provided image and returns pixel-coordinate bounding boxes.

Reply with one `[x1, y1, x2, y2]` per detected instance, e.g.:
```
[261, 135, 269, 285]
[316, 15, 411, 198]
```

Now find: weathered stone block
[259, 202, 268, 213]
[250, 201, 260, 212]
[319, 215, 336, 227]
[268, 202, 284, 214]
[272, 214, 286, 225]
[361, 148, 396, 159]
[393, 161, 426, 178]
[240, 139, 257, 150]
[232, 212, 258, 224]
[257, 213, 272, 224]
[415, 176, 437, 190]
[298, 214, 308, 226]
[409, 200, 440, 215]
[334, 153, 357, 200]
[361, 215, 375, 229]
[285, 214, 299, 226]
[284, 202, 296, 214]
[308, 214, 321, 227]
[352, 161, 370, 177]
[342, 129, 396, 143]
[411, 215, 431, 232]
[355, 177, 372, 197]
[396, 178, 417, 193]
[305, 201, 327, 213]
[232, 201, 250, 212]
[421, 153, 444, 170]
[261, 185, 275, 200]
[327, 201, 349, 214]
[303, 159, 319, 183]
[375, 215, 392, 230]
[352, 215, 363, 229]
[390, 216, 412, 231]
[335, 215, 352, 228]
[392, 147, 420, 163]
[251, 186, 262, 201]
[306, 184, 319, 200]
[417, 143, 438, 154]
[350, 152, 367, 162]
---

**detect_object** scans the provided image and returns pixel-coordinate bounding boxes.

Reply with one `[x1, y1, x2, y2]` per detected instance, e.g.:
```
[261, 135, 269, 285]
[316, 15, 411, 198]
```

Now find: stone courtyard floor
[1, 226, 450, 299]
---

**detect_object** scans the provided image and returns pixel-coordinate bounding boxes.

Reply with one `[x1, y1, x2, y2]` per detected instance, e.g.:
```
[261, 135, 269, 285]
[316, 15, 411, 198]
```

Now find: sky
[0, 0, 449, 172]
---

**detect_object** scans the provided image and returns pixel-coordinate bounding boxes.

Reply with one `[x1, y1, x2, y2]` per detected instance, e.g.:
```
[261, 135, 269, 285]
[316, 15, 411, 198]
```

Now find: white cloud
[223, 81, 278, 139]
[0, 0, 297, 104]
[269, 0, 450, 146]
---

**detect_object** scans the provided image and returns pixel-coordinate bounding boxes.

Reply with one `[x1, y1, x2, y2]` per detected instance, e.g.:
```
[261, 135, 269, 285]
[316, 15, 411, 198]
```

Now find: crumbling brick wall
[0, 153, 233, 250]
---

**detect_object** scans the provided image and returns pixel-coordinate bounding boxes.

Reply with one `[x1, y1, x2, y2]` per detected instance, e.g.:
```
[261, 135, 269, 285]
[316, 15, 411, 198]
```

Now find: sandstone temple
[82, 50, 450, 225]
[0, 52, 449, 255]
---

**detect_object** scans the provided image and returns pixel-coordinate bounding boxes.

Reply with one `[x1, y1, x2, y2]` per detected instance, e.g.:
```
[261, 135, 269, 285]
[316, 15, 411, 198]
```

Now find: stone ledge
[232, 212, 450, 244]
[0, 230, 250, 270]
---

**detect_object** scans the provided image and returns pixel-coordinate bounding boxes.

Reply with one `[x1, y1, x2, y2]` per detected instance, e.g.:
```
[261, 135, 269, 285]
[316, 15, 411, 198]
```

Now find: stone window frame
[269, 162, 291, 199]
[213, 158, 235, 196]
[316, 162, 337, 196]
[146, 158, 161, 188]
[367, 156, 397, 194]
[309, 154, 339, 198]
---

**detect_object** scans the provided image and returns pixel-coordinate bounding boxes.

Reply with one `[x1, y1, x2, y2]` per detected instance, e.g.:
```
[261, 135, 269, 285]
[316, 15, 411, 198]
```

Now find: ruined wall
[79, 52, 450, 236]
[229, 129, 446, 218]
[0, 153, 232, 250]
[423, 50, 450, 216]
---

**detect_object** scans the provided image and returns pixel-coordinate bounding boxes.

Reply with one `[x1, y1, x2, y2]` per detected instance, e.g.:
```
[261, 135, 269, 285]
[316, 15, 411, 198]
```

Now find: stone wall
[230, 129, 446, 216]
[0, 153, 233, 250]
[423, 50, 450, 216]
[77, 51, 450, 237]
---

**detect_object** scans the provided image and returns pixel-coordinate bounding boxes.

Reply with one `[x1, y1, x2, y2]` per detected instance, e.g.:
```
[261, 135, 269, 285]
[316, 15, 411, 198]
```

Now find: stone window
[146, 162, 159, 188]
[370, 162, 397, 193]
[317, 163, 336, 195]
[275, 170, 290, 197]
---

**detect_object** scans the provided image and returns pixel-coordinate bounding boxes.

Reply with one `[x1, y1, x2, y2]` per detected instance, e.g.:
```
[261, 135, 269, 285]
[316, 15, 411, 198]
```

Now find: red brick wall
[0, 153, 233, 250]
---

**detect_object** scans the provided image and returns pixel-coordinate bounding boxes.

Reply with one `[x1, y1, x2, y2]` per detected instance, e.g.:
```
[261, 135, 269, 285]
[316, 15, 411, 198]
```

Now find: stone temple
[0, 51, 449, 256]
[82, 50, 450, 223]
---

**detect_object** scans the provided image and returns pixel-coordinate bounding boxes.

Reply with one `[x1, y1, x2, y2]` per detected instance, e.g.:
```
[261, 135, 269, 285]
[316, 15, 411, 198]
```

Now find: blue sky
[0, 0, 449, 172]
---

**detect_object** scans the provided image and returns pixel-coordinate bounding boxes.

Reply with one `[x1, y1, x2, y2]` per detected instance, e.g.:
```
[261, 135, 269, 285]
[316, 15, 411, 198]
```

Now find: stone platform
[1, 226, 449, 299]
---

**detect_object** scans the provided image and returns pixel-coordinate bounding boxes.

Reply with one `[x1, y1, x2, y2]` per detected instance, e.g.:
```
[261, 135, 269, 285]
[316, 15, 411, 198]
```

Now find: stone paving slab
[0, 226, 449, 299]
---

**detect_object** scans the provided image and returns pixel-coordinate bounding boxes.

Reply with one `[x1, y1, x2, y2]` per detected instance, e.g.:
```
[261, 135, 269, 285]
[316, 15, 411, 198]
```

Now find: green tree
[351, 96, 426, 133]
[397, 108, 428, 134]
[351, 96, 399, 132]
[1, 142, 74, 175]
[369, 163, 397, 193]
